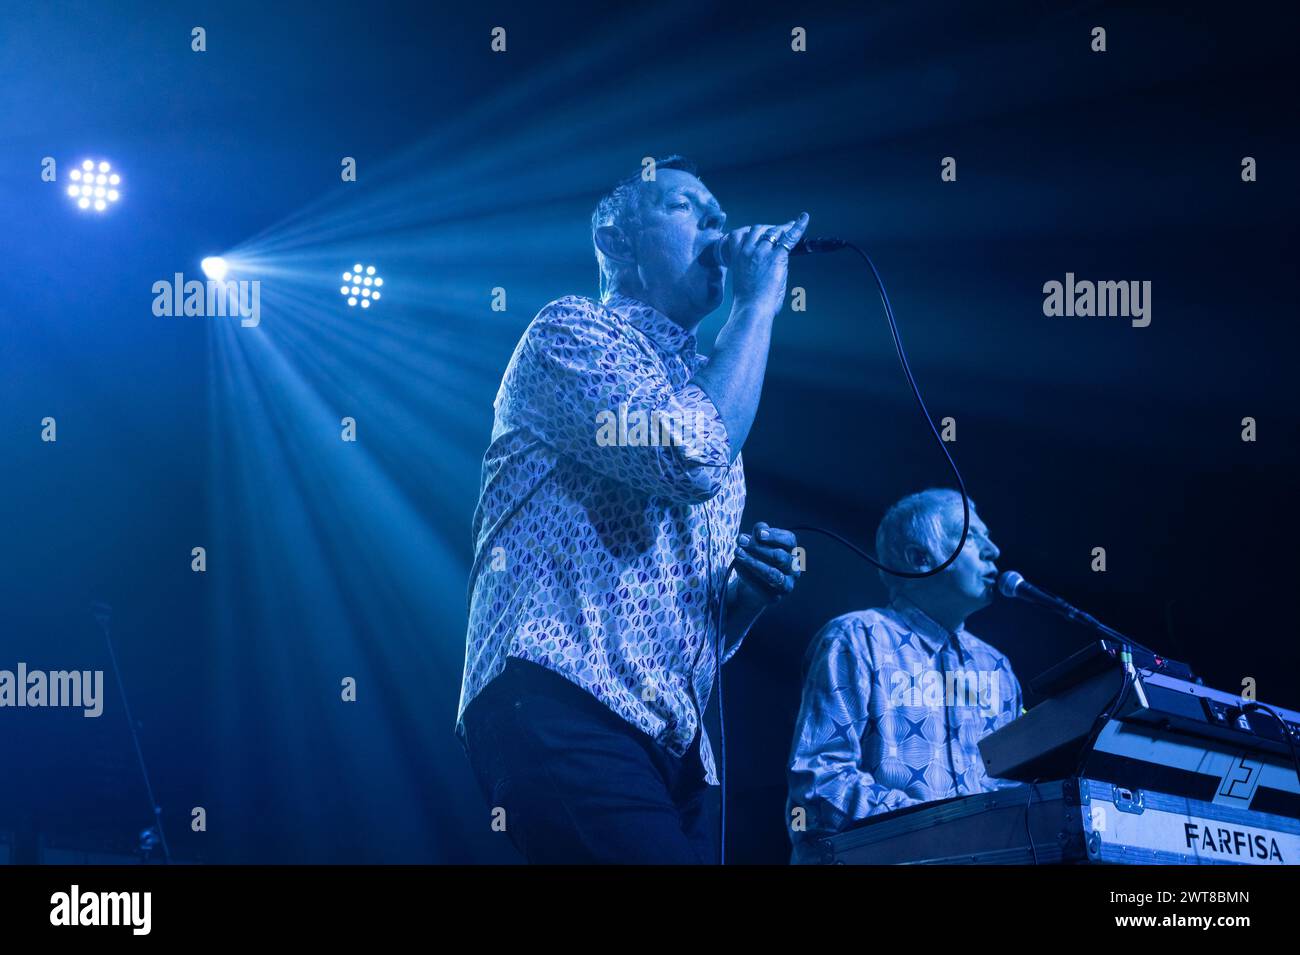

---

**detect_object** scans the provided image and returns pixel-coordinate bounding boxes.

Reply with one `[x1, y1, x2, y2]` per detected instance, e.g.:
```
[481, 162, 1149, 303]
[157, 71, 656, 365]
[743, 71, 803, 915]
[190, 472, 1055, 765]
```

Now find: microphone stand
[1072, 642, 1148, 779]
[1018, 580, 1161, 661]
[91, 601, 173, 864]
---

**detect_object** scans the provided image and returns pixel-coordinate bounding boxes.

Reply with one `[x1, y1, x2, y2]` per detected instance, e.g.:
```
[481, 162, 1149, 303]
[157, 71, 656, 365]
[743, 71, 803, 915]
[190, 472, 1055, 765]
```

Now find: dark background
[1, 0, 1296, 864]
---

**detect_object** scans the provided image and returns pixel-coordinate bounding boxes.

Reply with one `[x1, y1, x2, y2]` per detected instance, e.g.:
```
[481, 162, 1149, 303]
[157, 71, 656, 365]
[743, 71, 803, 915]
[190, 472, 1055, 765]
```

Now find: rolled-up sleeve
[787, 618, 921, 846]
[518, 300, 732, 502]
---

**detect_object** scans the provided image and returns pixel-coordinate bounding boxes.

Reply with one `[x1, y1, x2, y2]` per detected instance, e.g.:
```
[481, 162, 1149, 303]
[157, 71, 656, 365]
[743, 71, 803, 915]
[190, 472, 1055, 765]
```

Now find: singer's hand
[732, 522, 802, 607]
[690, 213, 809, 462]
[725, 212, 810, 317]
[718, 522, 800, 655]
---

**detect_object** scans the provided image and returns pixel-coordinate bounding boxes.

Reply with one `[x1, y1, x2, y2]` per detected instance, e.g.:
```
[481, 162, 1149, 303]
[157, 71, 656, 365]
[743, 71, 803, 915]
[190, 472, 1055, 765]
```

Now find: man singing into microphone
[458, 155, 808, 863]
[786, 489, 1024, 862]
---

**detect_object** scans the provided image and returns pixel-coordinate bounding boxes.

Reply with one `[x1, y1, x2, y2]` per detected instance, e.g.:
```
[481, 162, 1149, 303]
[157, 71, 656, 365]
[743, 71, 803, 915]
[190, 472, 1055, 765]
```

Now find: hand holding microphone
[705, 218, 847, 268]
[715, 213, 810, 317]
[691, 212, 850, 460]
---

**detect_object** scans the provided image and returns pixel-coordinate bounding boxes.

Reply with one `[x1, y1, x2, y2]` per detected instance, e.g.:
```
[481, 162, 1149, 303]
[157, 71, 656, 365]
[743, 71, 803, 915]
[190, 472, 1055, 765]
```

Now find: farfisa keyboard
[816, 641, 1300, 864]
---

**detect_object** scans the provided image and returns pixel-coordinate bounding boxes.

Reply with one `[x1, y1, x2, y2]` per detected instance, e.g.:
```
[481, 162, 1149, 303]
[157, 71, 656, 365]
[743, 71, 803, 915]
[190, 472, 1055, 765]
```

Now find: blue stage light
[201, 256, 230, 281]
[341, 264, 382, 307]
[69, 159, 121, 213]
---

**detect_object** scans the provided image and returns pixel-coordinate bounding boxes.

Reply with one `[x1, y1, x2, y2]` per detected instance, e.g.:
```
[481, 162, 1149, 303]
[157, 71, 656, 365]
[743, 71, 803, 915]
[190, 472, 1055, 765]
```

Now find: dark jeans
[463, 657, 717, 864]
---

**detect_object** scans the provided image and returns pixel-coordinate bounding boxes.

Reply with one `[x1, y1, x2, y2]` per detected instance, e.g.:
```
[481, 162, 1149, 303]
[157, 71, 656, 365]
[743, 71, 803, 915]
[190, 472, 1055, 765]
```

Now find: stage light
[69, 159, 122, 213]
[341, 264, 382, 307]
[201, 256, 230, 281]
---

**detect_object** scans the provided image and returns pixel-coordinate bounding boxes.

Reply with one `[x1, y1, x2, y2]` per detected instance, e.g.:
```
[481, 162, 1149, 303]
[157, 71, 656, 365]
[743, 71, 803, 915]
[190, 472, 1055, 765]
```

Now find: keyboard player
[786, 489, 1026, 863]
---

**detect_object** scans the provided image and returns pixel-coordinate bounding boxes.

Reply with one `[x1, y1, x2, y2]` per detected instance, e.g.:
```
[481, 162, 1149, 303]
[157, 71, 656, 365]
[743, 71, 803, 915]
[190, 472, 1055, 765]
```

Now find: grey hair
[875, 488, 974, 596]
[591, 155, 699, 299]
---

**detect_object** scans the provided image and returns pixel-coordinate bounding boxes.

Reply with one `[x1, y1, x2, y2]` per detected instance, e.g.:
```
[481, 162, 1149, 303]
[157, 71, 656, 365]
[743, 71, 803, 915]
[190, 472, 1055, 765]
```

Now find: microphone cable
[787, 241, 971, 573]
[1241, 702, 1300, 790]
[713, 240, 974, 864]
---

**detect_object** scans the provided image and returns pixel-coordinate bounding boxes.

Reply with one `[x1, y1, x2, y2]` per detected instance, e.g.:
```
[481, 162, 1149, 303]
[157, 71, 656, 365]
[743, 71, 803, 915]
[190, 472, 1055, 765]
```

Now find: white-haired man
[459, 156, 808, 863]
[786, 488, 1024, 862]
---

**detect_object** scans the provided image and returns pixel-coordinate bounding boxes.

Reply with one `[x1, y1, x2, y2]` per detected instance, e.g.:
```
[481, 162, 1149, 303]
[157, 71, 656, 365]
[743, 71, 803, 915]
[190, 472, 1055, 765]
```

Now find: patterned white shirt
[458, 293, 748, 784]
[787, 598, 1023, 859]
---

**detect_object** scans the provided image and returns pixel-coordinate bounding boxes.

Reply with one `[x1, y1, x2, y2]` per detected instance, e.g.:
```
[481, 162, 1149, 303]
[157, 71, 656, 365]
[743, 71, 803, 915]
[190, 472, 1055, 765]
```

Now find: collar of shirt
[889, 596, 971, 661]
[603, 292, 699, 358]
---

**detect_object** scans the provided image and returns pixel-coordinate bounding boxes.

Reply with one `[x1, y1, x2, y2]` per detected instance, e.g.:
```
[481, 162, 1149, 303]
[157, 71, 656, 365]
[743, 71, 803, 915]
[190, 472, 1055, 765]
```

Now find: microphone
[997, 570, 1159, 657]
[703, 234, 847, 269]
[996, 571, 1078, 616]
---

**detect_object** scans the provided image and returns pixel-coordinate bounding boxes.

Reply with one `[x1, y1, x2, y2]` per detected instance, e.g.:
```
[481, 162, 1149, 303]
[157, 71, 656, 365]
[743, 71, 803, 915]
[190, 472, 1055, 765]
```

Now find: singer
[457, 156, 807, 864]
[785, 489, 1025, 863]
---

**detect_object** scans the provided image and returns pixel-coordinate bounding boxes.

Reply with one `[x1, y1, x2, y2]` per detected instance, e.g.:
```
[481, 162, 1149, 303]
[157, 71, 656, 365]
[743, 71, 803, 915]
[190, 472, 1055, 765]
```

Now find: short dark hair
[591, 155, 700, 297]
